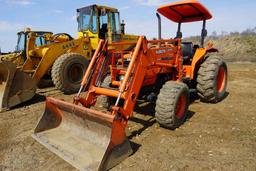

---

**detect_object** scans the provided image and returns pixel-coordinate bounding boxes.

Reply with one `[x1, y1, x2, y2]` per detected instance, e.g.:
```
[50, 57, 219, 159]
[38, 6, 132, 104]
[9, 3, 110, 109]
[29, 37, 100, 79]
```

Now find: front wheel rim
[217, 66, 226, 93]
[68, 63, 84, 84]
[176, 94, 186, 119]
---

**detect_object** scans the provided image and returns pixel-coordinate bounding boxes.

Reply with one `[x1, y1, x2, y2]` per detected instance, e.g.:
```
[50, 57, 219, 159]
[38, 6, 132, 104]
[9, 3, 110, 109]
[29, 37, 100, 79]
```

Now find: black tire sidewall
[52, 53, 88, 94]
[95, 75, 115, 109]
[196, 56, 228, 103]
[63, 55, 88, 92]
[155, 82, 190, 129]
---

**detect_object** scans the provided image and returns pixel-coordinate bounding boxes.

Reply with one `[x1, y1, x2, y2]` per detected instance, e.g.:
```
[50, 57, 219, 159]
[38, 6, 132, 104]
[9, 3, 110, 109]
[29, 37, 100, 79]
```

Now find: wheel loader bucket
[0, 61, 36, 112]
[32, 97, 132, 171]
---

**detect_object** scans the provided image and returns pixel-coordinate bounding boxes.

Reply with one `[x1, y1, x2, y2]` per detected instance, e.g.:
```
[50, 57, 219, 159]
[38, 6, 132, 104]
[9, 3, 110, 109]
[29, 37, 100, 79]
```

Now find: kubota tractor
[0, 5, 137, 112]
[33, 1, 227, 170]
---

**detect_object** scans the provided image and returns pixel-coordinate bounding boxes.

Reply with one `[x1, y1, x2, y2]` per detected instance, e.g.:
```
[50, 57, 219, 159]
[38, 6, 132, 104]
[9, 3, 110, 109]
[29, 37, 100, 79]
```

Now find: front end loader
[33, 40, 133, 170]
[0, 31, 76, 112]
[0, 29, 53, 111]
[0, 5, 137, 112]
[33, 1, 228, 170]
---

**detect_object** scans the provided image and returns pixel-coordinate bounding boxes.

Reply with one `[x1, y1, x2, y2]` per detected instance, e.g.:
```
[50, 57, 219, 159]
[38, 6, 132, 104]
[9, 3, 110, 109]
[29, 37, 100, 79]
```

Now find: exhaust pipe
[156, 13, 161, 40]
[201, 20, 207, 47]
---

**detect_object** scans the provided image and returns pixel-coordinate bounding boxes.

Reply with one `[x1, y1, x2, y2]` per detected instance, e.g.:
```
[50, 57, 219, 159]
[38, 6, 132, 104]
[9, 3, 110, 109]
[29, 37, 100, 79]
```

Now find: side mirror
[76, 14, 79, 22]
[121, 20, 125, 34]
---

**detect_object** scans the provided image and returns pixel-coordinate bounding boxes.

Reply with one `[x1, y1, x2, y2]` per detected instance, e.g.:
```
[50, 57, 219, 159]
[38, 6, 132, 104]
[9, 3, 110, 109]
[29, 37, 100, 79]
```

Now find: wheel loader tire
[51, 53, 89, 94]
[196, 55, 227, 103]
[96, 75, 115, 109]
[155, 81, 189, 130]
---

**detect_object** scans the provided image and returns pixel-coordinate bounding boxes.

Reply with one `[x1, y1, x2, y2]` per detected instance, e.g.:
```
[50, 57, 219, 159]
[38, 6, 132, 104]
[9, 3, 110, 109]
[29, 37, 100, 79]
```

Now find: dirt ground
[0, 63, 255, 171]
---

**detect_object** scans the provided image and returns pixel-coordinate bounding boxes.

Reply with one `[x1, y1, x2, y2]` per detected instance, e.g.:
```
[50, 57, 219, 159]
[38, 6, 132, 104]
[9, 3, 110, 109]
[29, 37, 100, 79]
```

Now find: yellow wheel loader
[0, 5, 137, 112]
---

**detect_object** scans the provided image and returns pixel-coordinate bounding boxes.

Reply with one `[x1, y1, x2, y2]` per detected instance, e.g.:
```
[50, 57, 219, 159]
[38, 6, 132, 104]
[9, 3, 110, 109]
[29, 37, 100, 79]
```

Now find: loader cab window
[99, 12, 108, 39]
[78, 6, 97, 33]
[35, 37, 47, 47]
[110, 12, 120, 34]
[78, 7, 92, 32]
[35, 33, 49, 47]
[16, 33, 26, 51]
[90, 9, 97, 33]
[110, 12, 121, 42]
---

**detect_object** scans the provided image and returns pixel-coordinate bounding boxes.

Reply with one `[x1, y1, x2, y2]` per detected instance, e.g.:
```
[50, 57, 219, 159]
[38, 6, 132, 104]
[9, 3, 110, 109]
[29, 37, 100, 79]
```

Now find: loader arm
[76, 36, 146, 121]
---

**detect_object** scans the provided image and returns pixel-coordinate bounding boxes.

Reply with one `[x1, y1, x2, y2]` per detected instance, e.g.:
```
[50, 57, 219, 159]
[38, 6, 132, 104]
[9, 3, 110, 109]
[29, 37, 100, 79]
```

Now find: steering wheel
[52, 33, 73, 41]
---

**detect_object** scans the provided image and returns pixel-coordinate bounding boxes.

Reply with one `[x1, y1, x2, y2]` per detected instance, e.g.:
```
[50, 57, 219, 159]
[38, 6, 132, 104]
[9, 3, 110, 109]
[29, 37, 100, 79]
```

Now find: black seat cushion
[181, 42, 194, 58]
[99, 24, 108, 39]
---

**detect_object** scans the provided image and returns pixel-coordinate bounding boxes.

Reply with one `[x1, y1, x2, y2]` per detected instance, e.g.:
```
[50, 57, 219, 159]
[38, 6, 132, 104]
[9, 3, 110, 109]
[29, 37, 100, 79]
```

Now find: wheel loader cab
[14, 31, 52, 62]
[77, 5, 123, 49]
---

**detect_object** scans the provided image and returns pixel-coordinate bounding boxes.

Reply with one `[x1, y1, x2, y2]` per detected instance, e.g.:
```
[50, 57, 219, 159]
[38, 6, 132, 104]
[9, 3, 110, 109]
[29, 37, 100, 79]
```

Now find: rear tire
[51, 53, 88, 94]
[196, 55, 227, 103]
[155, 81, 189, 130]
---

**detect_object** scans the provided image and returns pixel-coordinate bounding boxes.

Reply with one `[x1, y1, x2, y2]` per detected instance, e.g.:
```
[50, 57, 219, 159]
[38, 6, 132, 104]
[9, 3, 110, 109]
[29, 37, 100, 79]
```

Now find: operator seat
[99, 24, 108, 39]
[181, 42, 196, 64]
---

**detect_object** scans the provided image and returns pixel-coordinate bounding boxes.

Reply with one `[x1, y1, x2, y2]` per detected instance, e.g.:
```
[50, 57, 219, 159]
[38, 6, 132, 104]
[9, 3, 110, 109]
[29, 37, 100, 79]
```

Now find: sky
[0, 0, 255, 51]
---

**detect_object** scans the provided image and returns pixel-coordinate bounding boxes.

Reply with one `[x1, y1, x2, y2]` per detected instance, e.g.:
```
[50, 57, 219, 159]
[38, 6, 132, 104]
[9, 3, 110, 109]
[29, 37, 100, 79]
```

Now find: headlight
[119, 75, 124, 81]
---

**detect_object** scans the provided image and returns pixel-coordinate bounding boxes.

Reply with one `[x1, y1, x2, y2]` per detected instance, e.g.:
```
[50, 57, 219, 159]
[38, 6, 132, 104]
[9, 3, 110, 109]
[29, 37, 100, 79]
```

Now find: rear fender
[189, 48, 206, 79]
[207, 47, 219, 53]
[189, 48, 218, 79]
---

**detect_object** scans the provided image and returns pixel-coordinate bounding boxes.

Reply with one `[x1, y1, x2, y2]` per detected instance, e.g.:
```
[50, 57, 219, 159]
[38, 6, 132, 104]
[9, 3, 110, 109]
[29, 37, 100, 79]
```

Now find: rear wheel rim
[68, 63, 84, 84]
[217, 66, 226, 93]
[176, 95, 186, 119]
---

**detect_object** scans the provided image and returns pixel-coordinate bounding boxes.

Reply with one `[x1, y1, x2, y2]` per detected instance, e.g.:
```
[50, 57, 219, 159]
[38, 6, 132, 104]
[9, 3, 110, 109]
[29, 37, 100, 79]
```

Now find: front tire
[155, 81, 189, 130]
[51, 53, 89, 94]
[196, 55, 228, 103]
[95, 75, 115, 109]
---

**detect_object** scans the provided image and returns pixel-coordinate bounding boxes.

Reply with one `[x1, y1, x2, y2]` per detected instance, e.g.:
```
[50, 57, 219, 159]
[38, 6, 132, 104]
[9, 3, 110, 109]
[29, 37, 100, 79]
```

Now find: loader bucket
[32, 97, 132, 171]
[0, 61, 36, 111]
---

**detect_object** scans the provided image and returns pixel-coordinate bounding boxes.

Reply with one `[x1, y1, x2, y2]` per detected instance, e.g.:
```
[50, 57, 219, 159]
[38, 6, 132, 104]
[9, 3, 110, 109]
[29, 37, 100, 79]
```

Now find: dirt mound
[213, 35, 256, 62]
[186, 34, 256, 62]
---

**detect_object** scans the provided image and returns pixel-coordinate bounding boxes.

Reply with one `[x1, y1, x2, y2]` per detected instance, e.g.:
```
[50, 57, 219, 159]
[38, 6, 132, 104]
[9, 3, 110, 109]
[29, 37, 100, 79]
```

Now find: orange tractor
[33, 1, 227, 170]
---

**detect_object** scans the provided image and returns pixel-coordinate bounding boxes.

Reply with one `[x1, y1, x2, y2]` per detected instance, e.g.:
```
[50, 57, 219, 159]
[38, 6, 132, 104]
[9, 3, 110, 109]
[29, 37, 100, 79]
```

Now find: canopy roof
[157, 0, 212, 23]
[77, 4, 118, 13]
